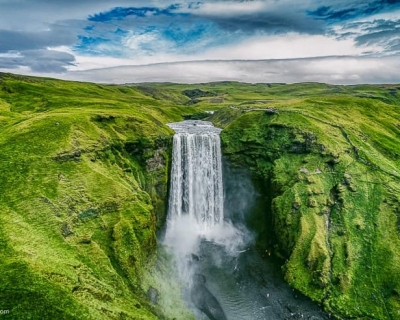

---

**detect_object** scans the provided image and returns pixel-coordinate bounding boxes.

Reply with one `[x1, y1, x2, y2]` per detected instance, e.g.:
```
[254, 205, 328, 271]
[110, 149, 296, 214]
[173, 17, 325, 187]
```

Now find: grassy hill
[0, 73, 195, 319]
[209, 83, 400, 319]
[1, 73, 400, 319]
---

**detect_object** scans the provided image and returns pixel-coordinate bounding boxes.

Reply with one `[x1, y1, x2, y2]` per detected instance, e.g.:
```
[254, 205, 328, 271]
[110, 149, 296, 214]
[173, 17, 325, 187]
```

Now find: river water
[164, 120, 328, 320]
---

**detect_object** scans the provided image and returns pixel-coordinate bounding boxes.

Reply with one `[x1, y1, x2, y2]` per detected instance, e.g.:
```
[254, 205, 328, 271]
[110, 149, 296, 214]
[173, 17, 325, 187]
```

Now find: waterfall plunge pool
[162, 120, 328, 320]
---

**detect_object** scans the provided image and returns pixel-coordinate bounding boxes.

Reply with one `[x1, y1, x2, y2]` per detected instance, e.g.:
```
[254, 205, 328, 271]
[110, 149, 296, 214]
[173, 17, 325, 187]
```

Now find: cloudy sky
[0, 0, 399, 83]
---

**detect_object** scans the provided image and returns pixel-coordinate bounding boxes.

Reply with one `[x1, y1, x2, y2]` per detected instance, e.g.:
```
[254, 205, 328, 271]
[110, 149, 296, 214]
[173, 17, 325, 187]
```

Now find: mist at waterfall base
[162, 120, 328, 320]
[162, 120, 253, 319]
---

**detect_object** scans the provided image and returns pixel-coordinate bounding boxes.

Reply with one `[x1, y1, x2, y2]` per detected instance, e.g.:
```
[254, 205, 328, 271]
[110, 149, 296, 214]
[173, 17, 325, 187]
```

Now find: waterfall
[165, 120, 229, 319]
[167, 120, 224, 228]
[164, 120, 248, 320]
[162, 121, 325, 320]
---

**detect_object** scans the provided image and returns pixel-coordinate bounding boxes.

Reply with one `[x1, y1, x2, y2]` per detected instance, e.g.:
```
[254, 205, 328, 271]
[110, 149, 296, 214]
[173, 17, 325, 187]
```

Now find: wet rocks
[191, 274, 227, 320]
[146, 148, 166, 172]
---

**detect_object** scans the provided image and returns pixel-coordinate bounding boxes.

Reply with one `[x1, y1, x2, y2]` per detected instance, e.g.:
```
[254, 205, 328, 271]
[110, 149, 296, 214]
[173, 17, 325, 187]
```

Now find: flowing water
[164, 120, 328, 320]
[167, 120, 224, 228]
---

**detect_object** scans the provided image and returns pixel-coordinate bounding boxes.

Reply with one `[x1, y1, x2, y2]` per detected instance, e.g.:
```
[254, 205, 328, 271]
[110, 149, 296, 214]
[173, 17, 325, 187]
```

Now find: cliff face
[1, 75, 400, 319]
[214, 96, 400, 319]
[0, 74, 189, 319]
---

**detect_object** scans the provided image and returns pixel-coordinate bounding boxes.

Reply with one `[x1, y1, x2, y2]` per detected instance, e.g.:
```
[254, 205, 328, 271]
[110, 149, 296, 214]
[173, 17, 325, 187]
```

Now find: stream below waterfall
[163, 120, 329, 320]
[191, 240, 329, 320]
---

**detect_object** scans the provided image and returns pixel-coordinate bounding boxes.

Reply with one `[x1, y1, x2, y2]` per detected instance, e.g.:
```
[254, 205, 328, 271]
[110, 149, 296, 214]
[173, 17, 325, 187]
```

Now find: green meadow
[1, 72, 400, 319]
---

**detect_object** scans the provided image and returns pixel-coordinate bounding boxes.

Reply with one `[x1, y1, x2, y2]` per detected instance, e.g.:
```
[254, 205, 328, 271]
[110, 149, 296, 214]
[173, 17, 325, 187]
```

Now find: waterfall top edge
[167, 120, 222, 134]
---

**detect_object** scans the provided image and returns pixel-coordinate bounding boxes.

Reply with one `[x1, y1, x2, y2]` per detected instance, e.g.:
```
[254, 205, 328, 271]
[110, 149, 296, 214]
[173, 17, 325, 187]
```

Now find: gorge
[0, 74, 400, 319]
[164, 120, 328, 319]
[165, 120, 227, 320]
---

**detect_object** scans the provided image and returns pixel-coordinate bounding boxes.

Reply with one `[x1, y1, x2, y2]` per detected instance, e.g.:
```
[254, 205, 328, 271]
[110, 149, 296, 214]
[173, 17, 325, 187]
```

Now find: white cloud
[57, 56, 400, 84]
[353, 9, 400, 23]
[122, 30, 176, 56]
[70, 55, 135, 70]
[57, 33, 384, 72]
[0, 51, 22, 58]
[200, 34, 380, 60]
[0, 0, 156, 30]
[1, 0, 399, 82]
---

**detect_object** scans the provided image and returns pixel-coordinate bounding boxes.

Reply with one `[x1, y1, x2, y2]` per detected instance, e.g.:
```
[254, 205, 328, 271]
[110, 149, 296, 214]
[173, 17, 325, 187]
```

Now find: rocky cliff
[211, 89, 400, 319]
[0, 73, 193, 319]
[1, 75, 400, 319]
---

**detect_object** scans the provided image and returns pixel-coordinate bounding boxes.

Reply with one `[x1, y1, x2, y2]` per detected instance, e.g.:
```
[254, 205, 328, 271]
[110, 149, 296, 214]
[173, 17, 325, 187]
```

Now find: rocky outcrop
[216, 105, 400, 319]
[190, 274, 227, 320]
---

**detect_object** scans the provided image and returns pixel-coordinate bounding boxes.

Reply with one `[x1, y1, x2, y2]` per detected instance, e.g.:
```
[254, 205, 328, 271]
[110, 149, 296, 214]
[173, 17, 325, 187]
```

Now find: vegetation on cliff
[1, 73, 399, 319]
[208, 82, 400, 319]
[0, 73, 194, 319]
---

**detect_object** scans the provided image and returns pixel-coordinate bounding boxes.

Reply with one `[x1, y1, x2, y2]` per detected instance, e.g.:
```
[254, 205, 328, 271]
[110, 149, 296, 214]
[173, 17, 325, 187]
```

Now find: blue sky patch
[2, 0, 400, 78]
[73, 2, 400, 59]
[308, 0, 400, 23]
[88, 5, 183, 22]
[77, 4, 236, 57]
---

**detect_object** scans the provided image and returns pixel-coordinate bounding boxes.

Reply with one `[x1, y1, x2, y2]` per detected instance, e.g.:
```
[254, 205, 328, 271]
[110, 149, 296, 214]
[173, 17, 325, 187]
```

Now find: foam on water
[164, 120, 247, 283]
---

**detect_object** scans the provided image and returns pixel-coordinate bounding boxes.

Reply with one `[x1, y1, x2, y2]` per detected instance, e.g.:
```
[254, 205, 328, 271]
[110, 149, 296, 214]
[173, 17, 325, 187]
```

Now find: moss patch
[216, 87, 400, 319]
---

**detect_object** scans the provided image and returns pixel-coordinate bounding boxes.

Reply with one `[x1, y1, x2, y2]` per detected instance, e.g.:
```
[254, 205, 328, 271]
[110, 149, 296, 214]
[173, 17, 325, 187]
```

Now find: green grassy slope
[1, 73, 400, 319]
[0, 73, 195, 319]
[208, 83, 400, 319]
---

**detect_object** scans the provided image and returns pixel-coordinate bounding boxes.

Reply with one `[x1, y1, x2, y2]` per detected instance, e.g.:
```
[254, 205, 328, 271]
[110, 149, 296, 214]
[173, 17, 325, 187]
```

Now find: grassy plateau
[0, 73, 400, 319]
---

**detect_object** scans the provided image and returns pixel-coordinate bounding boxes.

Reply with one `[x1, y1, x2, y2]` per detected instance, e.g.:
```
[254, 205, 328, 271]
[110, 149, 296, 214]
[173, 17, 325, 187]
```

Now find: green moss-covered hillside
[1, 74, 400, 319]
[0, 73, 197, 319]
[209, 83, 400, 319]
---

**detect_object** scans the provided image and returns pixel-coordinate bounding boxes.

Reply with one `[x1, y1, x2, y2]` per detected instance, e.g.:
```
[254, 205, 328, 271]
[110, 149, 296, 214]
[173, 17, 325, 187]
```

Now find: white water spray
[164, 120, 250, 319]
[165, 121, 243, 262]
[167, 120, 224, 228]
[161, 121, 326, 320]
